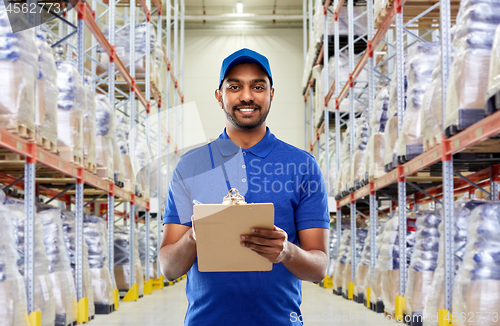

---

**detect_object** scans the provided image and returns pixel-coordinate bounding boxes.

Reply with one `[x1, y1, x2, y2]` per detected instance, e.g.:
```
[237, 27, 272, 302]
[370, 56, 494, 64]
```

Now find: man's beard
[222, 99, 270, 131]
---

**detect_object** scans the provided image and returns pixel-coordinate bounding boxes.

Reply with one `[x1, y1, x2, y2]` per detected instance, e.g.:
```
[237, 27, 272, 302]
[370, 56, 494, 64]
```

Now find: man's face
[216, 62, 274, 130]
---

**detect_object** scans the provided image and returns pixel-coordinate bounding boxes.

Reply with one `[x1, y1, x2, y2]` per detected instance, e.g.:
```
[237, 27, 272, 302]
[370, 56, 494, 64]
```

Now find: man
[159, 48, 329, 325]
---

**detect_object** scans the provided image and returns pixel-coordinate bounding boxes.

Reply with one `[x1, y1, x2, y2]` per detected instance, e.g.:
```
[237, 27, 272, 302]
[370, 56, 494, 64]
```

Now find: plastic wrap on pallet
[83, 215, 117, 305]
[60, 211, 95, 318]
[114, 227, 144, 296]
[115, 115, 135, 191]
[0, 192, 30, 326]
[131, 134, 150, 192]
[83, 77, 97, 170]
[335, 125, 351, 196]
[487, 25, 500, 102]
[137, 225, 159, 279]
[350, 114, 370, 190]
[332, 230, 351, 291]
[405, 211, 441, 317]
[95, 94, 115, 180]
[327, 228, 339, 278]
[355, 228, 380, 297]
[378, 212, 416, 315]
[38, 206, 78, 326]
[342, 229, 368, 293]
[319, 139, 337, 193]
[374, 0, 388, 23]
[35, 30, 58, 147]
[56, 61, 86, 160]
[113, 130, 126, 187]
[384, 67, 406, 167]
[312, 5, 367, 46]
[371, 86, 390, 134]
[452, 201, 500, 326]
[0, 3, 37, 134]
[367, 134, 385, 180]
[369, 222, 387, 304]
[444, 0, 500, 131]
[422, 200, 487, 326]
[153, 43, 164, 92]
[396, 42, 439, 158]
[6, 198, 56, 326]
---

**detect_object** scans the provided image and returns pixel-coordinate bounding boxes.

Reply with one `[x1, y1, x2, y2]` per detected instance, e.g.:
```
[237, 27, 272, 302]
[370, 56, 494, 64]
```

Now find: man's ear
[215, 89, 223, 109]
[270, 88, 275, 102]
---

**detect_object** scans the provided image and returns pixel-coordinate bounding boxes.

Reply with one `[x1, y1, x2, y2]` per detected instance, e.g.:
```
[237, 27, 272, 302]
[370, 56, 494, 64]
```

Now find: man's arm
[240, 227, 329, 283]
[159, 223, 197, 281]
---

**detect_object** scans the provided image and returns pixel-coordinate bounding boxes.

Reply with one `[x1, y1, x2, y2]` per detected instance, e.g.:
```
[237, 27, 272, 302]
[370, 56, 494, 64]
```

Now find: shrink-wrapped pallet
[367, 87, 389, 179]
[95, 94, 115, 180]
[452, 202, 500, 326]
[404, 211, 441, 319]
[327, 228, 339, 278]
[312, 5, 367, 45]
[132, 135, 151, 197]
[138, 225, 159, 279]
[396, 42, 439, 158]
[114, 227, 145, 296]
[319, 139, 337, 193]
[444, 0, 500, 131]
[350, 115, 369, 190]
[378, 213, 416, 315]
[56, 61, 86, 163]
[332, 230, 351, 292]
[84, 215, 117, 306]
[486, 24, 500, 107]
[35, 31, 58, 149]
[342, 229, 368, 295]
[6, 198, 56, 326]
[0, 3, 37, 137]
[38, 206, 78, 326]
[116, 115, 135, 192]
[354, 228, 378, 299]
[369, 222, 387, 305]
[83, 77, 97, 172]
[113, 131, 126, 188]
[61, 211, 95, 318]
[335, 126, 351, 196]
[0, 193, 30, 326]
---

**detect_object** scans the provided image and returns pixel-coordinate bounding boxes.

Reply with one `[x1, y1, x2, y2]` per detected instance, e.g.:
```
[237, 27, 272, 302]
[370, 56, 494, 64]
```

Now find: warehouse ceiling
[182, 0, 305, 29]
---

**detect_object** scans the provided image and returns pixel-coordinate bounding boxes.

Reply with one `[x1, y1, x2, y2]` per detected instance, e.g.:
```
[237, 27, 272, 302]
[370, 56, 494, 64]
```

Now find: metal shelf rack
[0, 0, 185, 323]
[303, 0, 500, 321]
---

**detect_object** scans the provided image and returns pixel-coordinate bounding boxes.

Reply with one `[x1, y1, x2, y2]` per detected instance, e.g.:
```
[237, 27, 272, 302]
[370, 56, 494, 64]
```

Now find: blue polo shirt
[163, 127, 329, 326]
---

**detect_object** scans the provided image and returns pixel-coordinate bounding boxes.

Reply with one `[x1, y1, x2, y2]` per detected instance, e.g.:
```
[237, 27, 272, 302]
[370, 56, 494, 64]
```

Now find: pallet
[444, 109, 485, 138]
[115, 172, 125, 188]
[37, 135, 58, 153]
[4, 124, 36, 140]
[58, 148, 83, 166]
[55, 313, 76, 326]
[332, 287, 342, 296]
[95, 303, 115, 315]
[397, 145, 423, 165]
[0, 152, 22, 161]
[423, 134, 441, 152]
[83, 158, 97, 174]
[486, 90, 500, 116]
[384, 310, 396, 322]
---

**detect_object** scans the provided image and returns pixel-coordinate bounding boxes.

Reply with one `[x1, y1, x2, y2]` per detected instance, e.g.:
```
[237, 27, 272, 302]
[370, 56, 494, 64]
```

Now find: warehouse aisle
[88, 280, 396, 325]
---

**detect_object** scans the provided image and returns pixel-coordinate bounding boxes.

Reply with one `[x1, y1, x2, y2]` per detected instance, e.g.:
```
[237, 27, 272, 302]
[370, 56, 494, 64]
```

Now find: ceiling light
[236, 1, 243, 14]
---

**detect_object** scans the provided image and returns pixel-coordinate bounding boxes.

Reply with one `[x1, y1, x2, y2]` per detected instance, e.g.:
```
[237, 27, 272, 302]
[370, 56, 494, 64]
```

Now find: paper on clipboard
[193, 189, 274, 272]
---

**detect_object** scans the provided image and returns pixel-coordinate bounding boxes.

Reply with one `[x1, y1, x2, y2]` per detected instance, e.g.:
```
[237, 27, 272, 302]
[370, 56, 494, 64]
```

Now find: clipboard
[193, 188, 275, 272]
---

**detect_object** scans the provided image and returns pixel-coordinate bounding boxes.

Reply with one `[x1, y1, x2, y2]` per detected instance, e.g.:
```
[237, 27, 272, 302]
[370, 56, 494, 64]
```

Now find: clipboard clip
[222, 188, 247, 205]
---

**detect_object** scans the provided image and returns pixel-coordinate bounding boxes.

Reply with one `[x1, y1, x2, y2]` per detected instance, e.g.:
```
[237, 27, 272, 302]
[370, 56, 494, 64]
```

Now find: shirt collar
[216, 127, 277, 159]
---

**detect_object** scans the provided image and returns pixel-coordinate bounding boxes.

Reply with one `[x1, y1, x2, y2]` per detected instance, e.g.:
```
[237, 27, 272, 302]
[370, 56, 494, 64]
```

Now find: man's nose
[239, 86, 254, 103]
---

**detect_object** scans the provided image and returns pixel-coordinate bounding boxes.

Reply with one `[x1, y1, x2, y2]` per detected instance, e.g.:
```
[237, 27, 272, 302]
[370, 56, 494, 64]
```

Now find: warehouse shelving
[0, 0, 185, 324]
[304, 0, 500, 322]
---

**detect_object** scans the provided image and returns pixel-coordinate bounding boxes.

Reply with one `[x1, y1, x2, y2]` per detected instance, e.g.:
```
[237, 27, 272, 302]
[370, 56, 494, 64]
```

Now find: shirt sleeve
[294, 156, 330, 231]
[162, 165, 193, 227]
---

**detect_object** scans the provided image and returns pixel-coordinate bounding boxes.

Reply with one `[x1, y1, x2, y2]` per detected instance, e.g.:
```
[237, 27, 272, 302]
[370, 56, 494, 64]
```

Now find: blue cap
[219, 48, 273, 89]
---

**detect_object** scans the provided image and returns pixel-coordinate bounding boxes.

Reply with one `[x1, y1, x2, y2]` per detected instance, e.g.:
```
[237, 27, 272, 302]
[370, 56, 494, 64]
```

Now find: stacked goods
[444, 0, 500, 132]
[332, 230, 351, 293]
[35, 31, 58, 150]
[0, 2, 37, 137]
[453, 202, 500, 326]
[83, 78, 97, 172]
[312, 5, 367, 46]
[423, 200, 487, 326]
[378, 212, 416, 315]
[354, 229, 377, 301]
[114, 227, 145, 296]
[38, 206, 78, 326]
[115, 115, 135, 192]
[132, 135, 150, 197]
[350, 114, 369, 191]
[367, 86, 389, 180]
[56, 61, 86, 164]
[486, 25, 500, 112]
[395, 42, 440, 161]
[0, 194, 30, 326]
[138, 225, 159, 279]
[83, 215, 117, 309]
[6, 198, 56, 326]
[327, 228, 338, 278]
[95, 94, 115, 180]
[404, 211, 441, 322]
[60, 211, 95, 318]
[153, 43, 164, 91]
[319, 139, 336, 193]
[370, 222, 387, 309]
[383, 67, 407, 171]
[335, 125, 351, 197]
[342, 229, 368, 297]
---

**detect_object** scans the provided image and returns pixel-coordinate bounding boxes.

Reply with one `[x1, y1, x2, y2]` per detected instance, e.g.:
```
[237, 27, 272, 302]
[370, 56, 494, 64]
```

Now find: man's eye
[254, 86, 265, 90]
[229, 85, 239, 90]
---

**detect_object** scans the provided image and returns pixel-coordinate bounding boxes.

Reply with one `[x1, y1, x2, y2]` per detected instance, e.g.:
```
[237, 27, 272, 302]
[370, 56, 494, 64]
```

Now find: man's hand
[240, 226, 290, 263]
